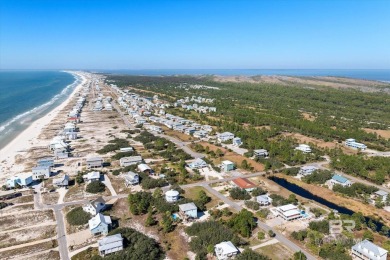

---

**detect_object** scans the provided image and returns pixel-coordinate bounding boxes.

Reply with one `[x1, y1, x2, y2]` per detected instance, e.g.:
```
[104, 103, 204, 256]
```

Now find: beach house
[179, 202, 198, 219]
[53, 174, 69, 187]
[275, 204, 302, 221]
[345, 138, 367, 150]
[351, 239, 388, 260]
[32, 166, 51, 180]
[214, 241, 239, 260]
[98, 234, 124, 256]
[232, 137, 242, 146]
[37, 158, 55, 167]
[64, 122, 76, 133]
[83, 197, 106, 216]
[86, 157, 104, 168]
[165, 189, 180, 203]
[298, 166, 318, 176]
[253, 149, 268, 158]
[221, 160, 235, 172]
[256, 194, 272, 206]
[188, 158, 208, 170]
[120, 156, 143, 167]
[374, 190, 388, 202]
[89, 213, 112, 235]
[83, 171, 101, 183]
[331, 174, 352, 187]
[217, 132, 235, 143]
[123, 171, 139, 186]
[295, 144, 312, 153]
[6, 173, 33, 188]
[232, 178, 257, 192]
[137, 163, 152, 174]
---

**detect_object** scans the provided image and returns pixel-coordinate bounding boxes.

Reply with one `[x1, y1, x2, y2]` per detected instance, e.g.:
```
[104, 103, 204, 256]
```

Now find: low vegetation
[66, 207, 91, 226]
[86, 181, 106, 193]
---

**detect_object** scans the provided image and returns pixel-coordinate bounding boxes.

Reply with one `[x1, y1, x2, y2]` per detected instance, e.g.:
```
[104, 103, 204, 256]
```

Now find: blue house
[37, 158, 55, 167]
[89, 213, 112, 235]
[6, 174, 33, 188]
[179, 202, 198, 219]
[331, 174, 352, 187]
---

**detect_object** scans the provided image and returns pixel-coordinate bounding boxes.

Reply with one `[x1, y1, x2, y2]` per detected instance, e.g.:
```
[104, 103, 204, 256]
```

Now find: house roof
[352, 239, 388, 256]
[332, 174, 349, 183]
[222, 160, 234, 165]
[232, 178, 256, 189]
[98, 234, 123, 251]
[32, 166, 51, 171]
[215, 241, 238, 254]
[120, 156, 143, 163]
[138, 163, 151, 172]
[89, 213, 111, 230]
[84, 171, 100, 180]
[86, 157, 103, 162]
[375, 190, 388, 196]
[301, 166, 317, 171]
[53, 175, 69, 185]
[179, 202, 197, 212]
[165, 190, 179, 197]
[256, 195, 271, 202]
[277, 204, 298, 212]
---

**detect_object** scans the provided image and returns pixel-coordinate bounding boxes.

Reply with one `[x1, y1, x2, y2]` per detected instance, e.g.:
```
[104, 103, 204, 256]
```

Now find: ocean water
[99, 69, 390, 82]
[0, 71, 79, 149]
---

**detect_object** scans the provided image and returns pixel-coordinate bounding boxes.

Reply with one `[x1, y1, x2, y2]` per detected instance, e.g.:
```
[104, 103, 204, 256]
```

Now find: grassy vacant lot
[0, 203, 34, 214]
[30, 250, 60, 260]
[0, 225, 56, 249]
[64, 184, 86, 202]
[71, 247, 99, 260]
[1, 240, 58, 259]
[7, 194, 34, 204]
[161, 126, 196, 142]
[255, 242, 294, 260]
[0, 210, 55, 231]
[42, 192, 60, 205]
[184, 186, 221, 208]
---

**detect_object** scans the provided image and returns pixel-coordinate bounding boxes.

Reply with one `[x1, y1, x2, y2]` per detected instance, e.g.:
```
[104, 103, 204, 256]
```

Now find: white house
[221, 160, 235, 172]
[275, 204, 302, 221]
[345, 138, 367, 150]
[179, 202, 198, 219]
[83, 171, 101, 182]
[188, 158, 208, 170]
[124, 171, 139, 186]
[83, 197, 106, 216]
[331, 174, 352, 187]
[137, 163, 152, 173]
[32, 166, 51, 180]
[232, 137, 242, 146]
[295, 144, 312, 153]
[120, 156, 143, 167]
[299, 166, 318, 176]
[214, 241, 239, 260]
[256, 195, 272, 206]
[374, 190, 388, 202]
[98, 234, 124, 256]
[253, 149, 268, 158]
[53, 174, 69, 187]
[217, 132, 235, 142]
[351, 239, 388, 260]
[165, 189, 179, 203]
[86, 157, 103, 168]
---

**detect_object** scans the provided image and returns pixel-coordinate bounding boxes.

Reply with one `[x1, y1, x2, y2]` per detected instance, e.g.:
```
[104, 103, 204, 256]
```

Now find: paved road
[155, 133, 204, 159]
[54, 208, 69, 260]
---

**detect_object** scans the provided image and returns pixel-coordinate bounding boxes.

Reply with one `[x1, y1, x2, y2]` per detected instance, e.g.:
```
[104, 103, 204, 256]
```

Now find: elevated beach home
[298, 165, 318, 176]
[331, 174, 352, 187]
[253, 149, 269, 158]
[32, 166, 51, 180]
[221, 160, 235, 172]
[53, 174, 69, 187]
[137, 163, 152, 174]
[165, 189, 180, 203]
[345, 138, 367, 150]
[120, 156, 143, 167]
[83, 171, 101, 183]
[86, 157, 104, 169]
[232, 137, 242, 146]
[98, 234, 124, 256]
[188, 158, 208, 170]
[256, 194, 272, 206]
[295, 144, 312, 153]
[231, 177, 256, 192]
[37, 158, 55, 167]
[274, 204, 302, 221]
[217, 132, 235, 143]
[214, 241, 239, 260]
[179, 202, 198, 219]
[123, 171, 139, 186]
[83, 197, 106, 215]
[63, 122, 76, 133]
[6, 173, 33, 188]
[351, 239, 388, 260]
[89, 213, 112, 235]
[374, 190, 388, 202]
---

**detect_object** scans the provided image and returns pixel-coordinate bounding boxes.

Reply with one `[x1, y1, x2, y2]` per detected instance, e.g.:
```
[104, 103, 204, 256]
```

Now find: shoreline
[0, 71, 87, 177]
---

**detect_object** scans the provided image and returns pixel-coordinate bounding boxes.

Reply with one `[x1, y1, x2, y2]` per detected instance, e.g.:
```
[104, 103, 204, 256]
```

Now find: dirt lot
[42, 192, 60, 205]
[0, 203, 34, 214]
[0, 225, 56, 249]
[255, 242, 294, 259]
[30, 250, 60, 260]
[0, 210, 55, 231]
[1, 240, 58, 259]
[195, 142, 265, 172]
[7, 194, 34, 204]
[363, 128, 390, 139]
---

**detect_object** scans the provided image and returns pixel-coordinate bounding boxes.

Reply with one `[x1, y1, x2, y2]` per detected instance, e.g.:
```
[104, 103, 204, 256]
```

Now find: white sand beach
[0, 71, 88, 180]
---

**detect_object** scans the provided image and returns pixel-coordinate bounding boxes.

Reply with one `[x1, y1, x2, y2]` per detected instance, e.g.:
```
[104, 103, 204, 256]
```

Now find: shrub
[244, 200, 260, 210]
[86, 181, 106, 193]
[66, 207, 91, 225]
[230, 187, 251, 200]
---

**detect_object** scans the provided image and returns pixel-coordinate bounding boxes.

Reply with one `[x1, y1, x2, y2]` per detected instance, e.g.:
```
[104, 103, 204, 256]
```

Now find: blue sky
[1, 0, 389, 69]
